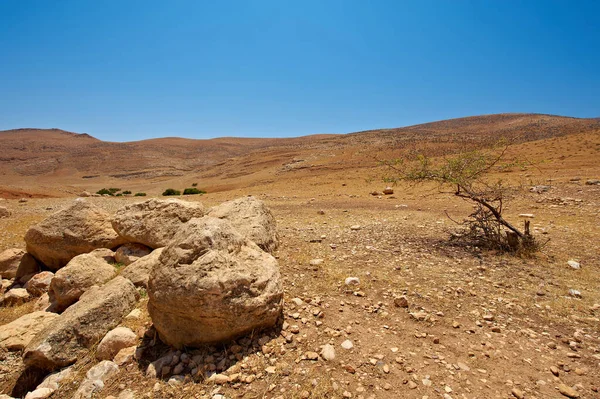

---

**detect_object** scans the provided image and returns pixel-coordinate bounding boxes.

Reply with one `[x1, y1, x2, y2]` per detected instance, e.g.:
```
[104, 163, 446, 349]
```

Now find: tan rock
[72, 360, 119, 399]
[113, 346, 136, 365]
[49, 253, 117, 312]
[96, 327, 137, 360]
[25, 271, 54, 297]
[0, 311, 59, 351]
[0, 206, 10, 218]
[24, 276, 139, 371]
[558, 384, 580, 398]
[148, 217, 283, 347]
[24, 200, 125, 270]
[120, 248, 163, 288]
[112, 198, 205, 248]
[88, 248, 116, 263]
[2, 288, 30, 305]
[115, 243, 152, 266]
[207, 196, 278, 253]
[0, 248, 25, 279]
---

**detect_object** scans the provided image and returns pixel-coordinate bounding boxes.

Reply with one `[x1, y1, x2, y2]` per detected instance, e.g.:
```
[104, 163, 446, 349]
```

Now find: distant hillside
[0, 114, 598, 185]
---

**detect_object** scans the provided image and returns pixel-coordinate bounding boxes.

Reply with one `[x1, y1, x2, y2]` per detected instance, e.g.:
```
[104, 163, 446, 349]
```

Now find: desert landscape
[0, 113, 599, 399]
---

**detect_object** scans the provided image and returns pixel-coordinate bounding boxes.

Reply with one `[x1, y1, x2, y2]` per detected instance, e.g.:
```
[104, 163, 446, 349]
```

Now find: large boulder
[148, 217, 283, 347]
[23, 276, 139, 371]
[0, 311, 59, 351]
[120, 248, 163, 288]
[24, 200, 126, 270]
[49, 253, 117, 312]
[114, 243, 152, 266]
[25, 271, 54, 297]
[112, 198, 205, 249]
[207, 196, 278, 253]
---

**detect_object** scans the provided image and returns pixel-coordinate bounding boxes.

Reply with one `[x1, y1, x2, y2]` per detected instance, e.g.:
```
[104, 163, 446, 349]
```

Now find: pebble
[558, 384, 580, 398]
[511, 388, 525, 399]
[345, 277, 360, 286]
[341, 340, 354, 350]
[394, 296, 409, 308]
[350, 225, 361, 231]
[567, 260, 580, 269]
[309, 259, 324, 266]
[568, 289, 582, 298]
[320, 344, 336, 361]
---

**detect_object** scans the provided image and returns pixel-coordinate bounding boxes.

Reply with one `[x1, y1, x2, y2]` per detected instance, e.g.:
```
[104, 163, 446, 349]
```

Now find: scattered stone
[24, 276, 139, 371]
[112, 198, 205, 249]
[96, 327, 137, 360]
[344, 277, 360, 286]
[567, 260, 580, 269]
[72, 360, 119, 399]
[0, 206, 10, 218]
[148, 217, 283, 347]
[320, 344, 336, 361]
[0, 311, 59, 350]
[350, 225, 361, 231]
[530, 185, 551, 193]
[309, 258, 324, 266]
[568, 289, 582, 298]
[585, 179, 600, 185]
[557, 384, 580, 398]
[114, 243, 152, 266]
[383, 187, 394, 195]
[519, 214, 535, 218]
[394, 296, 408, 308]
[341, 340, 354, 350]
[550, 366, 559, 376]
[511, 388, 525, 399]
[25, 200, 126, 270]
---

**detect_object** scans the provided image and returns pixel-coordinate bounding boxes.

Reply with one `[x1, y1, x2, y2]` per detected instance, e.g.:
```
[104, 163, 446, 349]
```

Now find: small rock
[511, 388, 525, 399]
[320, 344, 336, 361]
[567, 260, 580, 270]
[568, 289, 582, 298]
[394, 296, 408, 308]
[341, 340, 354, 350]
[309, 259, 324, 266]
[557, 384, 580, 398]
[344, 277, 360, 286]
[350, 225, 361, 231]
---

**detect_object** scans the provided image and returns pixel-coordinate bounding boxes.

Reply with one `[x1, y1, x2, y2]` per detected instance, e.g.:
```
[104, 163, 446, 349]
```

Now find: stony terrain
[0, 114, 599, 399]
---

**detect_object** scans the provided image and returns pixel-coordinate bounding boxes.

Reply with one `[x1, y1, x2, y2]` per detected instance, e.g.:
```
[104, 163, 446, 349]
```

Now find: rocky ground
[0, 172, 598, 399]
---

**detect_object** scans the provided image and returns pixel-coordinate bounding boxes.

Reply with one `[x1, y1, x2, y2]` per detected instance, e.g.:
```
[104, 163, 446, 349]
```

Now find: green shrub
[108, 188, 121, 194]
[116, 193, 123, 197]
[191, 182, 198, 187]
[183, 188, 206, 195]
[134, 192, 147, 197]
[162, 188, 181, 196]
[96, 188, 112, 196]
[122, 190, 132, 195]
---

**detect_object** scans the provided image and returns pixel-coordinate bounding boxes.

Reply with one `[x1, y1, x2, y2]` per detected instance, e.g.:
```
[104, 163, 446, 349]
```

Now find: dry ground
[0, 127, 599, 399]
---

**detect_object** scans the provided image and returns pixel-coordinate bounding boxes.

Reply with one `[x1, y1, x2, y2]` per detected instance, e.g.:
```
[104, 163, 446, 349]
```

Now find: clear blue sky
[1, 1, 598, 141]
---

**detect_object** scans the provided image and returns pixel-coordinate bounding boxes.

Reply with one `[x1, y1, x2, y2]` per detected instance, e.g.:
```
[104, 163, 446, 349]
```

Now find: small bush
[134, 192, 147, 197]
[108, 188, 121, 194]
[191, 183, 198, 187]
[116, 193, 123, 197]
[162, 188, 181, 196]
[96, 188, 112, 196]
[183, 188, 206, 195]
[122, 190, 132, 195]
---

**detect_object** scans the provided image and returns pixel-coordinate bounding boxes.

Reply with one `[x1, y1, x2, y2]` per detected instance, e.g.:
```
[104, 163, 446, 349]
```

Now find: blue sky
[1, 1, 598, 141]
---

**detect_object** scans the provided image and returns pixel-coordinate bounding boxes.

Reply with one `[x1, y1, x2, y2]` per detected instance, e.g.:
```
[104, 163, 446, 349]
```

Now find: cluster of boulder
[0, 196, 283, 398]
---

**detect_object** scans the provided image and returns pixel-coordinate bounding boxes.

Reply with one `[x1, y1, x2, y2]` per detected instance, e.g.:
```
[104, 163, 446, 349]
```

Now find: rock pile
[0, 196, 282, 398]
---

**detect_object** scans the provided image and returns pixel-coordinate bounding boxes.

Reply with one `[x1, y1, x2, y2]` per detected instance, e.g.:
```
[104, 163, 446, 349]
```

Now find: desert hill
[0, 113, 598, 197]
